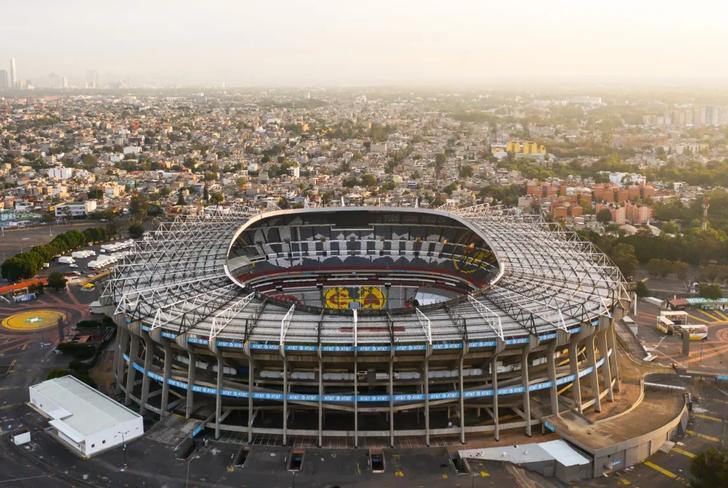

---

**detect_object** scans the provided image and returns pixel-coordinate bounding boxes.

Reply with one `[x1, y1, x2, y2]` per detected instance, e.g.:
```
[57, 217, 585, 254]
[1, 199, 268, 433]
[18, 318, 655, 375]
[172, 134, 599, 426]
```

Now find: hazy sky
[2, 0, 728, 86]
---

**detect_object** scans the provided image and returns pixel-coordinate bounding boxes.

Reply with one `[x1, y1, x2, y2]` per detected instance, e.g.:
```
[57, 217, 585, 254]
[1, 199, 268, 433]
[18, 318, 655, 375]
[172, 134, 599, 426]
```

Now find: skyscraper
[86, 69, 99, 89]
[9, 58, 17, 88]
[0, 69, 8, 90]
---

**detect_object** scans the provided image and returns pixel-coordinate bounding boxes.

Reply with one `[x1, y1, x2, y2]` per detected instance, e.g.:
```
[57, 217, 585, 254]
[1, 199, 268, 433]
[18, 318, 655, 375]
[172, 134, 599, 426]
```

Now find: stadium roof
[102, 205, 629, 347]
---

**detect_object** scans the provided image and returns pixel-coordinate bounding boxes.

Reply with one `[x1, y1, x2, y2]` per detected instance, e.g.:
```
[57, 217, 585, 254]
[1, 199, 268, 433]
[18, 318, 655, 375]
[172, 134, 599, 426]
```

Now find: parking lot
[2, 427, 557, 488]
[0, 222, 99, 262]
[634, 301, 728, 372]
[583, 377, 727, 487]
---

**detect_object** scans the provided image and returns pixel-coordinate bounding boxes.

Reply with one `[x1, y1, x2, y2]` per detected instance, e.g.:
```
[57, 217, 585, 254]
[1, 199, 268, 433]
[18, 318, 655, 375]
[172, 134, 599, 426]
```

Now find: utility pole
[118, 430, 129, 471]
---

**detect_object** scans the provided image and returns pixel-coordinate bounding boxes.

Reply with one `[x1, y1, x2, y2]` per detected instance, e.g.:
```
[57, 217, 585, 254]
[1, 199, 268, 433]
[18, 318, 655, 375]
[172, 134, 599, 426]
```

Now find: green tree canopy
[360, 174, 377, 187]
[610, 243, 639, 278]
[635, 280, 650, 298]
[690, 447, 728, 488]
[47, 272, 66, 290]
[128, 222, 145, 239]
[129, 194, 149, 220]
[458, 165, 474, 178]
[1, 227, 108, 281]
[698, 283, 723, 299]
[597, 208, 613, 224]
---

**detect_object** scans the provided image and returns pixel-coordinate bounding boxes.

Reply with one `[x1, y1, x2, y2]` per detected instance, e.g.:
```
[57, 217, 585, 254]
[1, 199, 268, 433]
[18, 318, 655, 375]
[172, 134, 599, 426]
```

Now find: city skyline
[3, 0, 728, 87]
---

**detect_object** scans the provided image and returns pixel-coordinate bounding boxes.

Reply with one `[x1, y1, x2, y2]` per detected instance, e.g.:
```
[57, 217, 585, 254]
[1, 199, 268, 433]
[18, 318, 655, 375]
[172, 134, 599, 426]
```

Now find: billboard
[324, 286, 386, 310]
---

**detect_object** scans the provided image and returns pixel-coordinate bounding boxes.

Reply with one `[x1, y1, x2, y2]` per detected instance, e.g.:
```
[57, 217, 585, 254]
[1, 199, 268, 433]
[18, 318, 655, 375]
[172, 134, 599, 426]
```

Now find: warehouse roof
[29, 375, 141, 437]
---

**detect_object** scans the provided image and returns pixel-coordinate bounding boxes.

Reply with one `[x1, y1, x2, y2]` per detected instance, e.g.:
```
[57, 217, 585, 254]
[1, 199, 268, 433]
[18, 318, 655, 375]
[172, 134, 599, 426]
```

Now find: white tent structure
[28, 375, 143, 458]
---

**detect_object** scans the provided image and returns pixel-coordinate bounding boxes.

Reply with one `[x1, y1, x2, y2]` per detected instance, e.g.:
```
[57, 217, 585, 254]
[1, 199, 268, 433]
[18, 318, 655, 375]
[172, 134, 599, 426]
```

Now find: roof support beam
[209, 292, 255, 341]
[279, 304, 295, 347]
[468, 294, 504, 340]
[415, 308, 432, 345]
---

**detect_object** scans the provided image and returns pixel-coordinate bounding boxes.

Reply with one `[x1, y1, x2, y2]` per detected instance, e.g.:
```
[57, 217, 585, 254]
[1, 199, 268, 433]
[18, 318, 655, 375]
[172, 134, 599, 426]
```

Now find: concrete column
[125, 333, 140, 405]
[139, 334, 154, 415]
[596, 318, 614, 402]
[186, 350, 196, 418]
[522, 335, 538, 436]
[546, 341, 559, 415]
[353, 355, 359, 448]
[215, 353, 224, 439]
[114, 321, 129, 394]
[491, 338, 505, 441]
[160, 342, 172, 417]
[318, 359, 323, 447]
[424, 355, 430, 447]
[248, 357, 254, 444]
[282, 358, 288, 446]
[568, 339, 583, 413]
[607, 315, 621, 392]
[389, 356, 395, 447]
[549, 330, 572, 416]
[491, 357, 500, 440]
[459, 354, 465, 444]
[521, 349, 532, 436]
[586, 335, 602, 412]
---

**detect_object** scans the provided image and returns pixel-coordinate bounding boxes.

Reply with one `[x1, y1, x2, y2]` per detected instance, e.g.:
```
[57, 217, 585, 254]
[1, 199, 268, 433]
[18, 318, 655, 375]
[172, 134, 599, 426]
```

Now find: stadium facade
[101, 206, 630, 446]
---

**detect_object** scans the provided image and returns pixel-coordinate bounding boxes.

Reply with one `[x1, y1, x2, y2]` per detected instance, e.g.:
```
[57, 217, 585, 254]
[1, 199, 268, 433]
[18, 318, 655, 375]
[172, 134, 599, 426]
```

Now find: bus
[660, 311, 688, 325]
[675, 324, 708, 341]
[656, 316, 674, 335]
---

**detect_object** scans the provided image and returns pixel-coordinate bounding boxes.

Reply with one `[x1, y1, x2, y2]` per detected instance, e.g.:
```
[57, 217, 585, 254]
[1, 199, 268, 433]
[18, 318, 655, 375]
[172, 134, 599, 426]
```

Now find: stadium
[101, 205, 630, 447]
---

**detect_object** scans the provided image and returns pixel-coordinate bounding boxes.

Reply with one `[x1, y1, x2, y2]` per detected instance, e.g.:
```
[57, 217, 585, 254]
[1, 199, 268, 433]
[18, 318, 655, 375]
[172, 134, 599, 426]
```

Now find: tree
[1, 256, 34, 282]
[458, 164, 474, 178]
[81, 153, 98, 168]
[597, 208, 613, 224]
[434, 153, 446, 178]
[209, 192, 224, 204]
[611, 243, 639, 278]
[479, 184, 526, 206]
[662, 220, 680, 235]
[674, 260, 690, 280]
[176, 190, 186, 206]
[690, 447, 728, 488]
[443, 181, 459, 195]
[203, 185, 210, 202]
[1, 226, 108, 281]
[128, 222, 145, 239]
[635, 280, 650, 298]
[360, 174, 377, 187]
[129, 194, 148, 220]
[698, 283, 723, 300]
[47, 272, 66, 290]
[647, 258, 673, 277]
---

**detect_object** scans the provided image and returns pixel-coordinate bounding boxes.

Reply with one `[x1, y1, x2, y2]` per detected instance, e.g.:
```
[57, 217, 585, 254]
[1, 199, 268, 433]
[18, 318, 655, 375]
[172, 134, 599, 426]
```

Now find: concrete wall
[523, 459, 592, 483]
[591, 406, 688, 477]
[84, 417, 144, 457]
